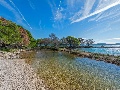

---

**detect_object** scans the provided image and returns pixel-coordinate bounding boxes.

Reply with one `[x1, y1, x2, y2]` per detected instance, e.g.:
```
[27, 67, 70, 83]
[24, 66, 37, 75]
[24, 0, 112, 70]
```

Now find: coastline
[0, 48, 120, 89]
[60, 48, 120, 66]
[0, 51, 48, 90]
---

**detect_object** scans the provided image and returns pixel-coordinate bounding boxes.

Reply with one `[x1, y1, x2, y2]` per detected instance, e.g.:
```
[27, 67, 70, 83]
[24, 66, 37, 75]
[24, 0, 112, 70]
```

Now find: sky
[0, 0, 120, 44]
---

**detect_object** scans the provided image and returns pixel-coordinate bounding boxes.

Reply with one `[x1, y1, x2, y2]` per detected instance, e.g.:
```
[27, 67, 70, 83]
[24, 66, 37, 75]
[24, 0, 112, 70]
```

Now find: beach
[0, 49, 120, 90]
[0, 51, 47, 90]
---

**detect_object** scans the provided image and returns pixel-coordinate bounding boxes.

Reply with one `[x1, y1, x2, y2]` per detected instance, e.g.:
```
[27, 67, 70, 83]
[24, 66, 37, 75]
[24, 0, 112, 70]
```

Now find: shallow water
[26, 50, 120, 90]
[79, 48, 120, 56]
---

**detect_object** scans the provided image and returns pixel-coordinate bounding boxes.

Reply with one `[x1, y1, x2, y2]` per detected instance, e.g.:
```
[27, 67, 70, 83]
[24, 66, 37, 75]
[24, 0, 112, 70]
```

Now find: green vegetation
[0, 17, 95, 51]
[84, 39, 94, 46]
[0, 19, 22, 45]
[26, 30, 37, 48]
[36, 33, 95, 51]
[66, 36, 80, 48]
[37, 34, 80, 50]
[0, 17, 36, 51]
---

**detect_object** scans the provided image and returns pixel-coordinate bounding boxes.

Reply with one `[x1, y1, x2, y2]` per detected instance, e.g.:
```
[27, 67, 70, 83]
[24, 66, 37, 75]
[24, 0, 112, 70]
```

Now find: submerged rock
[63, 49, 120, 66]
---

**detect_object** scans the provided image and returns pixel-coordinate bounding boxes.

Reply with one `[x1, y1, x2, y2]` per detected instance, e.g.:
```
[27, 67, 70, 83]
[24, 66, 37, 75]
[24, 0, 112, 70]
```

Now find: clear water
[26, 50, 120, 90]
[91, 44, 120, 48]
[79, 48, 120, 56]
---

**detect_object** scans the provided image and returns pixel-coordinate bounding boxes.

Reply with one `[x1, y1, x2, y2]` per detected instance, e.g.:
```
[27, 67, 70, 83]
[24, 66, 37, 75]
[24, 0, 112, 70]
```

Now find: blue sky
[0, 0, 120, 44]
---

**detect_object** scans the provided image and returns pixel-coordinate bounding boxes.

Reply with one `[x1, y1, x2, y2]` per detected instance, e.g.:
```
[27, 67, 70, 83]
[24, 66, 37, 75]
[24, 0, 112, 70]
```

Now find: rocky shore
[60, 48, 120, 66]
[0, 50, 20, 60]
[0, 51, 48, 90]
[1, 48, 120, 90]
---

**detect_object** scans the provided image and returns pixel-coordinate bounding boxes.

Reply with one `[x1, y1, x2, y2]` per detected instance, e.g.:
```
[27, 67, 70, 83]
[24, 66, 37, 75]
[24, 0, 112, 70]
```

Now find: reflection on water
[79, 48, 120, 56]
[26, 50, 120, 90]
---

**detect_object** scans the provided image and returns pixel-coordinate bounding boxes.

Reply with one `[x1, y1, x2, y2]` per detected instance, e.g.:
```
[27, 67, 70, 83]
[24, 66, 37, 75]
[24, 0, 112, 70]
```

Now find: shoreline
[0, 51, 48, 90]
[60, 48, 120, 66]
[1, 48, 120, 66]
[0, 48, 120, 89]
[22, 48, 120, 66]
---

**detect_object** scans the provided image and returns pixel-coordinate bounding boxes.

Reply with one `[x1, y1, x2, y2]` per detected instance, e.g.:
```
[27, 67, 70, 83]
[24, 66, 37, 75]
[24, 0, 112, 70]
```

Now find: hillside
[0, 17, 36, 49]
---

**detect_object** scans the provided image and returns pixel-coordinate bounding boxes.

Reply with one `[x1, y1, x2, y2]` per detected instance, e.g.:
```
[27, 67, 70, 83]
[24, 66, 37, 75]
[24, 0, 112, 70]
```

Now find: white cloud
[49, 1, 65, 21]
[113, 38, 120, 40]
[96, 38, 120, 44]
[71, 0, 120, 24]
[105, 38, 120, 43]
[39, 20, 44, 30]
[95, 0, 118, 11]
[9, 0, 32, 29]
[48, 0, 66, 29]
[0, 0, 32, 29]
[48, 0, 120, 31]
[70, 10, 82, 22]
[82, 0, 95, 16]
[54, 10, 61, 20]
[72, 0, 120, 23]
[66, 0, 76, 8]
[0, 0, 21, 21]
[27, 0, 35, 10]
[90, 5, 120, 22]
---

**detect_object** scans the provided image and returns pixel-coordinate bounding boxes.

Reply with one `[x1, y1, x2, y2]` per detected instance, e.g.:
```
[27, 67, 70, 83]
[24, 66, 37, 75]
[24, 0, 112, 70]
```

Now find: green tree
[66, 36, 80, 48]
[42, 38, 51, 47]
[36, 39, 43, 47]
[26, 30, 37, 48]
[49, 33, 60, 48]
[0, 18, 22, 49]
[0, 17, 36, 49]
[60, 37, 67, 48]
[84, 39, 94, 46]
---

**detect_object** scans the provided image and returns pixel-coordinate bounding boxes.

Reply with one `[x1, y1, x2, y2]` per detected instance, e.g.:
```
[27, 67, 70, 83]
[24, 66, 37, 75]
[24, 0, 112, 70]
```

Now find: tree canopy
[66, 36, 80, 48]
[0, 17, 95, 50]
[0, 17, 35, 49]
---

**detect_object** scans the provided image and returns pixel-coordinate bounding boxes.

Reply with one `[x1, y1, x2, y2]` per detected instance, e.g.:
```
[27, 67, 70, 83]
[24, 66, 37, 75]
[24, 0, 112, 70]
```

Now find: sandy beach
[0, 58, 47, 90]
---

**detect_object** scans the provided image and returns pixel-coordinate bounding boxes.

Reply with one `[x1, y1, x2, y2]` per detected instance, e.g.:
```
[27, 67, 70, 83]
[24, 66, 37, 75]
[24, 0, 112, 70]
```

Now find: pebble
[0, 51, 48, 90]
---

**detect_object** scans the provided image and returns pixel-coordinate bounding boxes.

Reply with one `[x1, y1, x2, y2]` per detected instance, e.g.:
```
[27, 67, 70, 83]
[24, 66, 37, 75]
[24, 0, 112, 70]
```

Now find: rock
[0, 51, 21, 60]
[0, 59, 48, 90]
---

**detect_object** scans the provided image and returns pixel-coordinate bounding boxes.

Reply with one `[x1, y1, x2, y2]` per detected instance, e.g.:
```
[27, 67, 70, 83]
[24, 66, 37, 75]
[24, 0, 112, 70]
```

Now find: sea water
[26, 50, 120, 90]
[79, 45, 120, 56]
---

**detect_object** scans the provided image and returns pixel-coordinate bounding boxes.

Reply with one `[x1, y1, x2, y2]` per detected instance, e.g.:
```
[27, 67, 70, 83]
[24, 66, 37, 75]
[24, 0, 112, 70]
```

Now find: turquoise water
[79, 48, 120, 56]
[91, 44, 120, 48]
[27, 50, 120, 90]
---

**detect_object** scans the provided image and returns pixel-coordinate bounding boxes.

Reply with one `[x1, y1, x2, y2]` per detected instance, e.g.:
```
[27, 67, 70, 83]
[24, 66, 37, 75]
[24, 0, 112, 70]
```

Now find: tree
[66, 36, 80, 48]
[60, 37, 67, 48]
[78, 38, 84, 45]
[49, 33, 56, 40]
[84, 39, 94, 46]
[26, 30, 37, 48]
[0, 18, 22, 49]
[49, 33, 60, 48]
[42, 38, 51, 47]
[36, 39, 42, 47]
[0, 17, 36, 49]
[28, 39, 37, 48]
